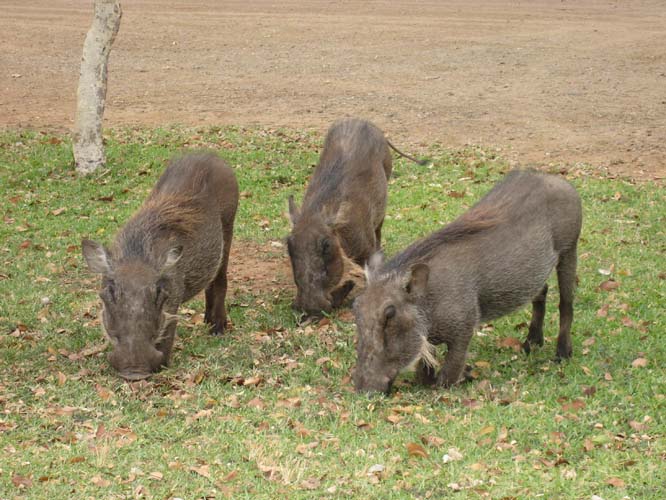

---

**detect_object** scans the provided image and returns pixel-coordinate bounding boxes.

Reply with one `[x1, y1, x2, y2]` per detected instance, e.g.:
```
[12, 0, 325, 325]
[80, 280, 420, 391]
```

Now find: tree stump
[73, 0, 122, 175]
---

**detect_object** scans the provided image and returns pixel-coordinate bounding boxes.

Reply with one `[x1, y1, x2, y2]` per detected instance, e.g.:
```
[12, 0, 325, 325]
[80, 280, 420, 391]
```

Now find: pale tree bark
[73, 0, 122, 175]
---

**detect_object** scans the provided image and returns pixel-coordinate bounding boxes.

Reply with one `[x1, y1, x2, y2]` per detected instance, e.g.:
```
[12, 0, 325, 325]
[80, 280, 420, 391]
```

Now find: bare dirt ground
[1, 0, 665, 180]
[228, 240, 291, 298]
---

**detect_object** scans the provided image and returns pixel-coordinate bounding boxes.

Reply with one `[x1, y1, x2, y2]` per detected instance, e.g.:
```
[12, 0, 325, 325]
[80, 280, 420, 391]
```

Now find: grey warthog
[82, 153, 239, 380]
[353, 170, 582, 394]
[287, 117, 425, 317]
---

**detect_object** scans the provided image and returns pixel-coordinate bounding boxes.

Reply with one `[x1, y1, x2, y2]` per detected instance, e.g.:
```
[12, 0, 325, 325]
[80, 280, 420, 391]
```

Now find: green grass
[0, 127, 664, 499]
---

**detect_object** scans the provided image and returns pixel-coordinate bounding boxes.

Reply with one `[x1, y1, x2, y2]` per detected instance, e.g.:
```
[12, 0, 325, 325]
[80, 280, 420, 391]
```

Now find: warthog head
[287, 196, 354, 317]
[82, 239, 182, 380]
[353, 254, 437, 394]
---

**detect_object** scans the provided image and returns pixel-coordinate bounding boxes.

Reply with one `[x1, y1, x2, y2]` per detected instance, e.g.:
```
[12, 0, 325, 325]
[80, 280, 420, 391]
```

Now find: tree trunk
[73, 0, 122, 175]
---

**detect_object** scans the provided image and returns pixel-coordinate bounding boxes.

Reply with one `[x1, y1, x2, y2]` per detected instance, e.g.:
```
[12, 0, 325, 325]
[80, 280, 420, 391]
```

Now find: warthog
[287, 117, 425, 317]
[353, 170, 582, 394]
[82, 153, 239, 380]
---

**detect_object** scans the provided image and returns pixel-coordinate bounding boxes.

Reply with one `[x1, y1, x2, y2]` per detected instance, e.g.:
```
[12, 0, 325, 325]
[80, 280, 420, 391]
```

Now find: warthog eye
[384, 305, 396, 321]
[320, 238, 331, 258]
[383, 305, 396, 330]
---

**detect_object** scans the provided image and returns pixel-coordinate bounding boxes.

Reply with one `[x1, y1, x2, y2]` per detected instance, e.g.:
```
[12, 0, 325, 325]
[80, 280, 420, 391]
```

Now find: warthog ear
[405, 263, 429, 297]
[364, 251, 384, 282]
[81, 239, 112, 275]
[288, 195, 300, 226]
[162, 246, 183, 270]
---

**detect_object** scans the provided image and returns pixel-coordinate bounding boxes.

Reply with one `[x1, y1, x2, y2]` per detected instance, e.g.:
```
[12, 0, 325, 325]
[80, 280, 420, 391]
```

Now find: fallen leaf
[628, 420, 648, 432]
[247, 397, 266, 410]
[367, 464, 385, 475]
[295, 441, 319, 455]
[186, 369, 206, 385]
[606, 477, 626, 488]
[583, 386, 597, 397]
[462, 398, 482, 409]
[91, 475, 111, 487]
[11, 474, 32, 488]
[406, 442, 428, 458]
[149, 471, 163, 481]
[421, 435, 446, 448]
[243, 375, 263, 387]
[386, 414, 402, 425]
[442, 447, 464, 463]
[219, 470, 238, 483]
[301, 477, 320, 490]
[477, 425, 495, 437]
[621, 317, 637, 328]
[447, 190, 465, 198]
[190, 464, 211, 479]
[598, 279, 619, 292]
[631, 357, 648, 368]
[51, 207, 66, 216]
[497, 336, 522, 351]
[604, 372, 613, 381]
[78, 343, 107, 358]
[186, 409, 213, 424]
[95, 384, 113, 401]
[110, 427, 137, 447]
[277, 397, 302, 408]
[561, 398, 586, 412]
[596, 304, 609, 317]
[583, 439, 595, 452]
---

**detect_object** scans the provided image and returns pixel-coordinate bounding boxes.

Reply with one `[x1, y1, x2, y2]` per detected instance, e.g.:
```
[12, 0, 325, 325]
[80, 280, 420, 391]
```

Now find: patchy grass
[0, 127, 664, 499]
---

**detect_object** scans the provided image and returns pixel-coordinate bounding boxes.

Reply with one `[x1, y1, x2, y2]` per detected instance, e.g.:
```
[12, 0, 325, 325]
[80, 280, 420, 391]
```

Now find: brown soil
[1, 0, 664, 180]
[228, 240, 291, 298]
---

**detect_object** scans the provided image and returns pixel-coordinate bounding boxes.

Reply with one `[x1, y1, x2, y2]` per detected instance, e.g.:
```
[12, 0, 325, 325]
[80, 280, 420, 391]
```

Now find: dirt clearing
[1, 0, 665, 180]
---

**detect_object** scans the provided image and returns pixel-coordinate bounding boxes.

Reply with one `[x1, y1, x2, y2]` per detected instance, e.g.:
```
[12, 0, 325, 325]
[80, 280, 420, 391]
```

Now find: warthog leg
[555, 246, 577, 360]
[523, 284, 549, 354]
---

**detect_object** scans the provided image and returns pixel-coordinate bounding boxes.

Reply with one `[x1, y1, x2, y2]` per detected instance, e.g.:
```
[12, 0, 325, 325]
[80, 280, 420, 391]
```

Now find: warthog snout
[353, 370, 394, 395]
[292, 291, 333, 319]
[108, 342, 165, 381]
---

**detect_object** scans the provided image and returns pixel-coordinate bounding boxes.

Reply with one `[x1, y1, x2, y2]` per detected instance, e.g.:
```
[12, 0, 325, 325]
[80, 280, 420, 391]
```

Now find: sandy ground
[1, 0, 665, 180]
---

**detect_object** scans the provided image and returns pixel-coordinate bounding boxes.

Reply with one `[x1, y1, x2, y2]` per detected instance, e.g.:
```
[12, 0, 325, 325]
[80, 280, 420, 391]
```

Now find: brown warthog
[287, 117, 424, 317]
[353, 170, 582, 394]
[82, 153, 239, 380]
